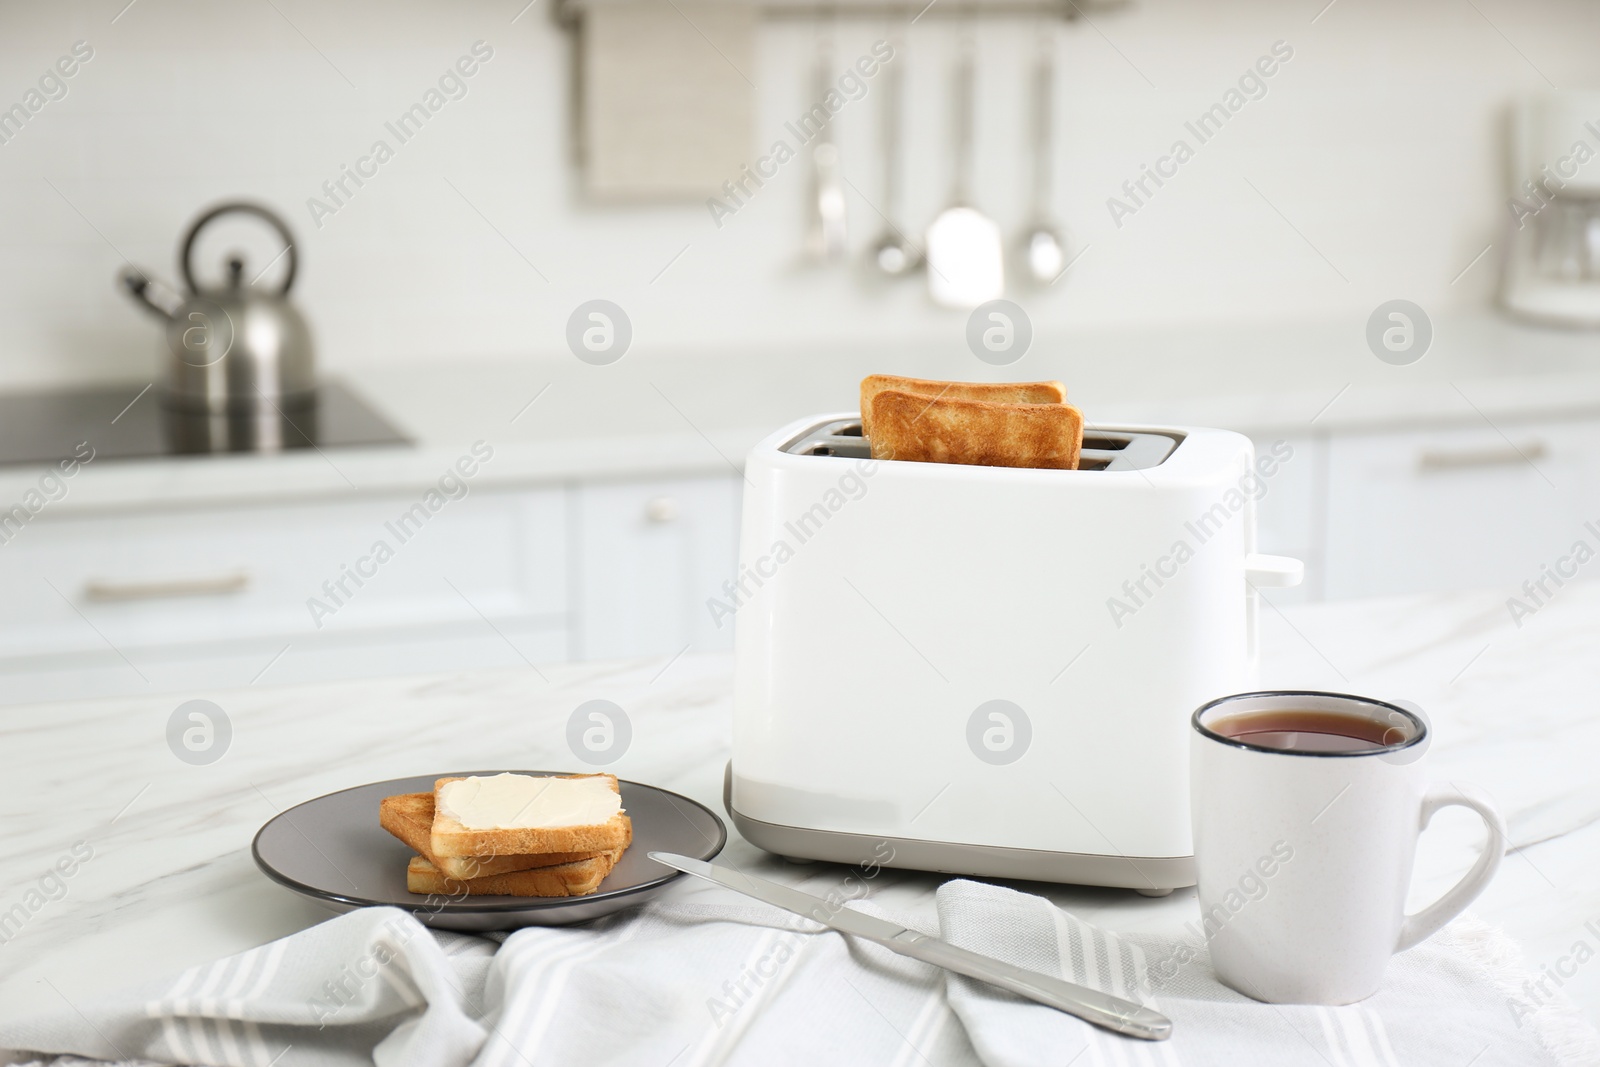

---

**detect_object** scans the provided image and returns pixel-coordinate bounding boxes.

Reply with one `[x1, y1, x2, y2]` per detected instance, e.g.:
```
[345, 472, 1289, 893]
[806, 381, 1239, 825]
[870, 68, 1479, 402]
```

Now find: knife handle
[882, 930, 1173, 1041]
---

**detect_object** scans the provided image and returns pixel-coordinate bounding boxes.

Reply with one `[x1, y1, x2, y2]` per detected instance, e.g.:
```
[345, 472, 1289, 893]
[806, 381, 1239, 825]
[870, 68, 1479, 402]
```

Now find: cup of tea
[1190, 690, 1507, 1005]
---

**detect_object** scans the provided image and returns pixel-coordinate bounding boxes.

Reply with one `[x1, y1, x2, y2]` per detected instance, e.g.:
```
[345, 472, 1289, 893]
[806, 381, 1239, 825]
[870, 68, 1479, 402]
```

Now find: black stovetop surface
[0, 380, 411, 466]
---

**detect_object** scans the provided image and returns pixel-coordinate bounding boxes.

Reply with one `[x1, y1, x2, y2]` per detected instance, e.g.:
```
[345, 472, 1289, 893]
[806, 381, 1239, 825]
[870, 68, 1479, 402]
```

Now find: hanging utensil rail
[555, 0, 1127, 27]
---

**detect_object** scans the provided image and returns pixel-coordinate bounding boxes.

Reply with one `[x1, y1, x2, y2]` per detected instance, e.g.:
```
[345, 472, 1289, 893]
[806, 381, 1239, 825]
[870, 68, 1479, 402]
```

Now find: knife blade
[649, 851, 1172, 1041]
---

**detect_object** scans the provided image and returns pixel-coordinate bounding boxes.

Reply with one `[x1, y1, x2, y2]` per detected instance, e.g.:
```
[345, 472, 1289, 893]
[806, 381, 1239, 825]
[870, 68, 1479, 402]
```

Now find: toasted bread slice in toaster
[380, 792, 608, 879]
[859, 375, 1066, 437]
[868, 390, 1084, 470]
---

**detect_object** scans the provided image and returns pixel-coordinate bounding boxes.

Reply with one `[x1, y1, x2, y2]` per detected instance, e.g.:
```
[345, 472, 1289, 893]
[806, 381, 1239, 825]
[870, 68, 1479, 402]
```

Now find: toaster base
[726, 766, 1195, 892]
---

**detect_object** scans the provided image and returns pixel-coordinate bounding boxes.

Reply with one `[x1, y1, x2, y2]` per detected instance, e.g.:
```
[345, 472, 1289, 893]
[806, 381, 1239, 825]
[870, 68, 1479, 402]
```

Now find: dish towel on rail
[1, 879, 1594, 1067]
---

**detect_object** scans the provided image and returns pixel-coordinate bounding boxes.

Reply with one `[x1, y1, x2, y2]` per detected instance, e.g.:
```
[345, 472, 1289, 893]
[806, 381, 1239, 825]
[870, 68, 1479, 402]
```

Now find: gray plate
[252, 771, 727, 931]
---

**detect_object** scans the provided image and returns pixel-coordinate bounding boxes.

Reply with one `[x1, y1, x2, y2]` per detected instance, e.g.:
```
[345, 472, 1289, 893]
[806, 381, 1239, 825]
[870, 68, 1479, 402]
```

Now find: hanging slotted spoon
[926, 39, 1004, 308]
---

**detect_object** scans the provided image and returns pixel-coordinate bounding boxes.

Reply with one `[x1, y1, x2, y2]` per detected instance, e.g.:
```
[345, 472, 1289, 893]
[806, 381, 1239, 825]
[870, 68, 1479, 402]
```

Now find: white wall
[0, 0, 1591, 388]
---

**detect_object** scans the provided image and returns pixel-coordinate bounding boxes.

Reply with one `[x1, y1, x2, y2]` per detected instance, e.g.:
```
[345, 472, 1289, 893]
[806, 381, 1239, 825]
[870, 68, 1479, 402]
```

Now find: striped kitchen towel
[939, 880, 1600, 1067]
[2, 880, 1594, 1067]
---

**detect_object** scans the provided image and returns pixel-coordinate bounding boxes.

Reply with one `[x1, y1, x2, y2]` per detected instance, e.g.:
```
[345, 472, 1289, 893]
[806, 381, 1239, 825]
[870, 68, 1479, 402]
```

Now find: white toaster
[725, 413, 1302, 892]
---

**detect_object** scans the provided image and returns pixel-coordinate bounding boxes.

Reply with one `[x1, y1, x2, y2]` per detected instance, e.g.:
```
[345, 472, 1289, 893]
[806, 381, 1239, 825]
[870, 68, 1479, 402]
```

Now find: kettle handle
[180, 201, 298, 296]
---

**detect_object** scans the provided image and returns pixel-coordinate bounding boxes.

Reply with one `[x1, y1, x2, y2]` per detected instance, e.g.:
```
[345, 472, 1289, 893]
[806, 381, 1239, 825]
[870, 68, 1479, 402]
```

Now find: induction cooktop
[0, 381, 411, 467]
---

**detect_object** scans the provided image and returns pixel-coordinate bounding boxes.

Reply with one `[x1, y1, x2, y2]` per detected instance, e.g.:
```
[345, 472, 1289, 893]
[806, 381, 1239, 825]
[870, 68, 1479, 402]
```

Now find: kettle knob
[180, 202, 297, 296]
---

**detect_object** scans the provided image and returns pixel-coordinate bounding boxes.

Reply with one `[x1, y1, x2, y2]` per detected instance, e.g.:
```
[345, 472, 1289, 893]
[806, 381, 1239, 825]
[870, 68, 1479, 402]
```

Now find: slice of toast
[380, 792, 609, 879]
[868, 390, 1084, 470]
[429, 774, 632, 860]
[860, 375, 1066, 437]
[406, 850, 622, 897]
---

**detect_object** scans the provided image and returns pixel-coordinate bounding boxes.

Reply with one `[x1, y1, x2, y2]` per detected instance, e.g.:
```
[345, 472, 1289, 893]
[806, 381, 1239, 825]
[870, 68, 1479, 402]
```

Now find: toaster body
[726, 415, 1300, 891]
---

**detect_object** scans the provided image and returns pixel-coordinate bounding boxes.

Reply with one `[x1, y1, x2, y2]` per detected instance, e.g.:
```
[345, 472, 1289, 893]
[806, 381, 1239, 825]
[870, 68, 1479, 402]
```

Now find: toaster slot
[784, 419, 873, 460]
[801, 441, 871, 458]
[781, 418, 1183, 471]
[1093, 431, 1183, 471]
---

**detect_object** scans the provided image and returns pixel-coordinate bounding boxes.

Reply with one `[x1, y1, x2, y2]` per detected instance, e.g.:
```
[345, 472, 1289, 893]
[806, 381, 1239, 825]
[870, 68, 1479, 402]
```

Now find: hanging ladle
[1021, 40, 1067, 284]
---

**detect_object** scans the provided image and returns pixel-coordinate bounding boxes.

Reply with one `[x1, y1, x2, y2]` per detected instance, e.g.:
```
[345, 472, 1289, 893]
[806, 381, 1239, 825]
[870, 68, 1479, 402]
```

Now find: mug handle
[1395, 782, 1508, 952]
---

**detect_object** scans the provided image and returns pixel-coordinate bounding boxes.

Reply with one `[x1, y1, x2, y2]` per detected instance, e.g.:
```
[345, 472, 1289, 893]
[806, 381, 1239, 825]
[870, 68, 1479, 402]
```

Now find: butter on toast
[429, 773, 632, 860]
[859, 375, 1066, 437]
[406, 851, 622, 897]
[868, 389, 1084, 470]
[380, 792, 608, 879]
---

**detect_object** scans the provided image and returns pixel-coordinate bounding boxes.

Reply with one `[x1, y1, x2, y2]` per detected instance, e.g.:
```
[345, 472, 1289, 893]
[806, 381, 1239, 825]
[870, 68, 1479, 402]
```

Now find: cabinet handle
[83, 570, 250, 602]
[1417, 440, 1547, 472]
[644, 497, 679, 523]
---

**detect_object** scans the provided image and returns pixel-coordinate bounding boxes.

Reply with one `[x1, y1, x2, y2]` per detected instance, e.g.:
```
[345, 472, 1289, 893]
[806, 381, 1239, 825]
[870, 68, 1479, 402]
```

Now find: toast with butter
[868, 389, 1084, 470]
[429, 773, 632, 860]
[406, 851, 622, 897]
[380, 792, 608, 879]
[859, 374, 1066, 437]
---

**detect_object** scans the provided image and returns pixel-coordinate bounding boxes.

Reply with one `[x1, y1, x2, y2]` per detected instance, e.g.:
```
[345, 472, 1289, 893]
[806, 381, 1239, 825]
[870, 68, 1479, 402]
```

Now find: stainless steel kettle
[120, 202, 315, 414]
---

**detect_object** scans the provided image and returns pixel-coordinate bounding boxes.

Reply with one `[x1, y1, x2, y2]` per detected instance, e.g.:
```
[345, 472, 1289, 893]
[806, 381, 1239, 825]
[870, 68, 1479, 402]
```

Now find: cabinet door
[574, 476, 740, 660]
[0, 487, 568, 701]
[0, 490, 566, 653]
[1323, 418, 1600, 599]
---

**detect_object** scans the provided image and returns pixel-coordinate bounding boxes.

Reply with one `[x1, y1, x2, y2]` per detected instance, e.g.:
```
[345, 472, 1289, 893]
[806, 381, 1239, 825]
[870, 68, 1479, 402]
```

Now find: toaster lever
[1245, 553, 1304, 589]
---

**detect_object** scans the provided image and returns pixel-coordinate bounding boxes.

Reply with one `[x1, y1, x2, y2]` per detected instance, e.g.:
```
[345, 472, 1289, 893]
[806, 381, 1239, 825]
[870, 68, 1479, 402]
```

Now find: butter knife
[649, 851, 1172, 1041]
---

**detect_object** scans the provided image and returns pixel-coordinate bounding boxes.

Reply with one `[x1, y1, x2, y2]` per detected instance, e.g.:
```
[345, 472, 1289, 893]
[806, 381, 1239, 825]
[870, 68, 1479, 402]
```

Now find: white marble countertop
[0, 577, 1596, 1047]
[10, 310, 1600, 516]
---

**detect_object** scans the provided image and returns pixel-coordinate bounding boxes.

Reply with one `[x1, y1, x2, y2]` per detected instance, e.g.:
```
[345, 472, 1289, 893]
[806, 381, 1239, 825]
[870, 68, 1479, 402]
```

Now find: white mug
[1189, 691, 1507, 1005]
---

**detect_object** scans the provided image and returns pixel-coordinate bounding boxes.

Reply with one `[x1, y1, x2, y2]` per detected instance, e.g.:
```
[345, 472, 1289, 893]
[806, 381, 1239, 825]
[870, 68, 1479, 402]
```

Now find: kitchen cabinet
[0, 473, 742, 705]
[1251, 420, 1600, 605]
[0, 491, 566, 656]
[572, 475, 741, 661]
[0, 488, 569, 705]
[1322, 418, 1600, 600]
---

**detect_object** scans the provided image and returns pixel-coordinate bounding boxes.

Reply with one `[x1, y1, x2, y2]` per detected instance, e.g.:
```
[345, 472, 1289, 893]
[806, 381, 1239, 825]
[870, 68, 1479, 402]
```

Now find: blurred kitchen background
[1, 0, 1598, 704]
